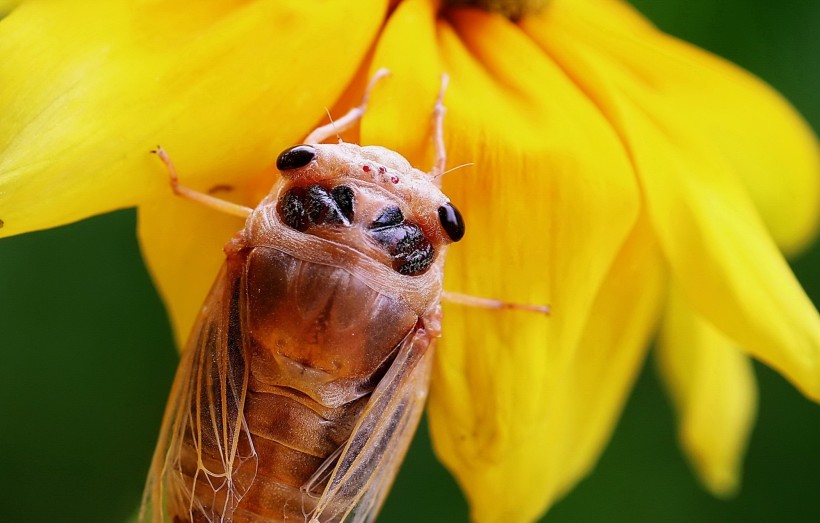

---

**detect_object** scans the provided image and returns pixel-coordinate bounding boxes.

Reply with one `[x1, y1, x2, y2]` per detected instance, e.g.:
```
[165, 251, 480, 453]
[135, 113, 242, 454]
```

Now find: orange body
[141, 142, 462, 523]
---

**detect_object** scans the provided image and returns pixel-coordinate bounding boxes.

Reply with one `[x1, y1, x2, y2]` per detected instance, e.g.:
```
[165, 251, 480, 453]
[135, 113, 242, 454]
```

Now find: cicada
[139, 71, 465, 522]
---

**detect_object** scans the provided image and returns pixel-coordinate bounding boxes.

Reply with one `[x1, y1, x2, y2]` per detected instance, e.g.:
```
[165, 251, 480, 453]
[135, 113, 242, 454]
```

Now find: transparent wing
[307, 324, 436, 523]
[139, 261, 258, 523]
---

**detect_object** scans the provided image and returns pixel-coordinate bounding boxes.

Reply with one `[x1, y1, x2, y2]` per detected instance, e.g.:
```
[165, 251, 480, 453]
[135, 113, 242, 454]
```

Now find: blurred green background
[1, 1, 818, 521]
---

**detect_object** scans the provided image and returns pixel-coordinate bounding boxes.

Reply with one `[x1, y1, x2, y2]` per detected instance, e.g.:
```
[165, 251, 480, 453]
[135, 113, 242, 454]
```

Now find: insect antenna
[434, 161, 475, 180]
[323, 107, 344, 144]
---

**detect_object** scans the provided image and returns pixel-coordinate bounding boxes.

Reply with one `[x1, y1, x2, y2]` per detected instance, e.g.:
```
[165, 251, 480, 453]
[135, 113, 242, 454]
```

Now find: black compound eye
[279, 184, 354, 231]
[437, 202, 465, 242]
[370, 206, 404, 230]
[330, 185, 355, 222]
[370, 222, 435, 276]
[397, 244, 435, 275]
[278, 187, 309, 231]
[306, 185, 346, 225]
[276, 145, 316, 171]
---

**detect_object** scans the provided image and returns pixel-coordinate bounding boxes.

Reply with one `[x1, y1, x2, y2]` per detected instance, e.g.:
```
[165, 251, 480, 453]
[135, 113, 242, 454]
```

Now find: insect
[139, 70, 466, 523]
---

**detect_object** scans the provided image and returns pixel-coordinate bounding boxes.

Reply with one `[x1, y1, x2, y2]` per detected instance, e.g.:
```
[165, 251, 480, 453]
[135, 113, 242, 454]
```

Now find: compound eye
[437, 202, 465, 242]
[370, 206, 404, 230]
[330, 185, 355, 223]
[276, 145, 316, 171]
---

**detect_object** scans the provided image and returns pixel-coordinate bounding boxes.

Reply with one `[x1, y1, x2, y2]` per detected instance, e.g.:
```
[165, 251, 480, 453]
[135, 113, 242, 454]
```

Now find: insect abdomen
[170, 247, 421, 522]
[231, 388, 368, 521]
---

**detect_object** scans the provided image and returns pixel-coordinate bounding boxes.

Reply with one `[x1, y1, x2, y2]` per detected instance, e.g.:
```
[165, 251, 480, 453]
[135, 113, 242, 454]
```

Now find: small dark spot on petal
[208, 184, 233, 195]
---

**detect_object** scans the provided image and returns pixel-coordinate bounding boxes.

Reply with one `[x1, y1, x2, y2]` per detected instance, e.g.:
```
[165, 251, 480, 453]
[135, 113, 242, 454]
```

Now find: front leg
[152, 146, 253, 219]
[303, 68, 391, 145]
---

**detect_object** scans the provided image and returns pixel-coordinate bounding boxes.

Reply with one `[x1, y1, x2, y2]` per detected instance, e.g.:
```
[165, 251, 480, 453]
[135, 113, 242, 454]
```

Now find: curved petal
[137, 192, 246, 348]
[0, 0, 386, 238]
[526, 3, 820, 401]
[542, 0, 820, 255]
[657, 285, 758, 497]
[557, 213, 665, 497]
[0, 1, 20, 17]
[362, 2, 642, 521]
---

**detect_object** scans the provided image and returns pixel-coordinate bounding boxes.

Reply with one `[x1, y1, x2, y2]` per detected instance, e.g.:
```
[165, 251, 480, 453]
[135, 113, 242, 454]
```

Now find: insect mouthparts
[277, 145, 317, 171]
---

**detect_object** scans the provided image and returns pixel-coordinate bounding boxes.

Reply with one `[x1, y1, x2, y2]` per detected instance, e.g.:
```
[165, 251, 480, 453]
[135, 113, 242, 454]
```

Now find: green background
[1, 1, 818, 521]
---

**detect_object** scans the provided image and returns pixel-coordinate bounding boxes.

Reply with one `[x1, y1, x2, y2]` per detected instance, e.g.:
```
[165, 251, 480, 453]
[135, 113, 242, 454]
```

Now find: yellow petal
[0, 0, 385, 238]
[363, 2, 642, 521]
[657, 286, 758, 497]
[527, 2, 820, 401]
[545, 0, 820, 255]
[0, 1, 20, 16]
[558, 214, 665, 496]
[137, 192, 245, 348]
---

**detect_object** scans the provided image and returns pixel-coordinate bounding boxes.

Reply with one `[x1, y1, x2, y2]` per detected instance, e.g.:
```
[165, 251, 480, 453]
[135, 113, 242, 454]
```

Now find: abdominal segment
[169, 247, 419, 522]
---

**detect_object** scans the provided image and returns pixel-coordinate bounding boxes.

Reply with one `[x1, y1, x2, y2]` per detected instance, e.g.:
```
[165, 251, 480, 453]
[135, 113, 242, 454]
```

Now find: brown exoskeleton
[139, 70, 466, 523]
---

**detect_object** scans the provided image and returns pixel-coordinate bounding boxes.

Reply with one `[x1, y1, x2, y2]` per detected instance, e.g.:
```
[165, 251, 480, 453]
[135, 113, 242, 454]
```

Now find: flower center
[442, 0, 548, 20]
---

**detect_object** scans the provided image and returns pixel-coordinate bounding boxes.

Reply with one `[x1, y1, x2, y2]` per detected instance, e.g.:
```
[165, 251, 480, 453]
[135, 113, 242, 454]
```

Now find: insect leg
[431, 73, 449, 180]
[442, 291, 551, 316]
[152, 147, 253, 219]
[303, 68, 391, 144]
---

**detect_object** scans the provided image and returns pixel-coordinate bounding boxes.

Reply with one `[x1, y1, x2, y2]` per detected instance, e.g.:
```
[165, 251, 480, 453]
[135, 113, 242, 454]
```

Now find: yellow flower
[1, 0, 818, 521]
